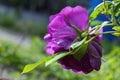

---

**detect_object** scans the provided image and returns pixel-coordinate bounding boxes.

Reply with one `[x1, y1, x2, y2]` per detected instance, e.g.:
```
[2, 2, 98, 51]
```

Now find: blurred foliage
[0, 38, 120, 80]
[0, 12, 16, 28]
[0, 12, 47, 37]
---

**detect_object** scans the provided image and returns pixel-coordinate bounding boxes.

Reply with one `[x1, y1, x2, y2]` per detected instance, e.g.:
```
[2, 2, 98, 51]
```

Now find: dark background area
[0, 0, 89, 14]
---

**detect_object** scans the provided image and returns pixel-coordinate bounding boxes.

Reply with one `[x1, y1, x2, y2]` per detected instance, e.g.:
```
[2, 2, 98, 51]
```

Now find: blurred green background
[0, 0, 120, 80]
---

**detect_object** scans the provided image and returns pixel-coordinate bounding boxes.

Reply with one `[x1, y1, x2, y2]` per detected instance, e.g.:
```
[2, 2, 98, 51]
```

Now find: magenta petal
[48, 14, 77, 39]
[48, 14, 77, 50]
[91, 41, 102, 57]
[60, 6, 88, 31]
[58, 56, 71, 69]
[70, 54, 93, 74]
[91, 60, 101, 70]
[89, 55, 101, 70]
[59, 53, 93, 74]
[49, 14, 58, 22]
[97, 28, 103, 42]
[46, 42, 65, 55]
[52, 38, 73, 50]
[89, 43, 101, 70]
[44, 34, 52, 42]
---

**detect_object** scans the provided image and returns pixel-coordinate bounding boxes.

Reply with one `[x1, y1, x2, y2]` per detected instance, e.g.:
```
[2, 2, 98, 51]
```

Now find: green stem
[85, 36, 97, 44]
[111, 3, 119, 26]
[71, 24, 82, 35]
[103, 23, 114, 27]
[103, 0, 111, 21]
[99, 31, 119, 35]
[103, 0, 119, 26]
[87, 30, 119, 44]
[90, 23, 113, 31]
[70, 44, 83, 54]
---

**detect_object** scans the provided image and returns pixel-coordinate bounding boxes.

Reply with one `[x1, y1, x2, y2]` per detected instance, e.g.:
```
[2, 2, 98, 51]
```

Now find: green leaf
[70, 37, 87, 50]
[73, 43, 88, 61]
[22, 58, 46, 74]
[22, 52, 61, 74]
[89, 1, 112, 20]
[45, 52, 70, 66]
[112, 26, 120, 37]
[70, 37, 88, 61]
[113, 32, 120, 36]
[114, 2, 120, 16]
[89, 20, 102, 26]
[118, 17, 120, 24]
[113, 26, 120, 31]
[22, 50, 72, 74]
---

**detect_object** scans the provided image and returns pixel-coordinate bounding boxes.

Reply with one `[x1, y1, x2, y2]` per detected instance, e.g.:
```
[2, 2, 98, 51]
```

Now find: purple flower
[44, 6, 102, 74]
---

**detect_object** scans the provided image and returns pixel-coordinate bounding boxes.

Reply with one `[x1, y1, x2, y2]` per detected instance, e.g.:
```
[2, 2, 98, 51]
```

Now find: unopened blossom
[44, 6, 102, 74]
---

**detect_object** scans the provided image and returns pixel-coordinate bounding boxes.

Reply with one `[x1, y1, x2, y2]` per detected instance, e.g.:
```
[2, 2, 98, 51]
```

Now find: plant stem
[103, 0, 111, 21]
[110, 2, 119, 26]
[99, 31, 119, 35]
[85, 36, 97, 44]
[87, 30, 119, 44]
[103, 23, 114, 27]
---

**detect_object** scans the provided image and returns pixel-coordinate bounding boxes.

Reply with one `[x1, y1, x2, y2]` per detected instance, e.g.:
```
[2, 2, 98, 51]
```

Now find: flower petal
[59, 53, 93, 74]
[60, 6, 88, 31]
[49, 14, 58, 22]
[44, 34, 52, 42]
[96, 28, 103, 42]
[52, 38, 73, 50]
[46, 42, 65, 55]
[89, 43, 101, 70]
[70, 53, 93, 74]
[48, 14, 77, 39]
[91, 41, 102, 57]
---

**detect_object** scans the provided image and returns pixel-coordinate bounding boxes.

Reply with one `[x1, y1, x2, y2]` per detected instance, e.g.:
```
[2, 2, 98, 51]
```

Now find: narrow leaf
[22, 58, 46, 74]
[22, 53, 58, 74]
[70, 37, 88, 61]
[113, 32, 120, 36]
[73, 43, 88, 61]
[114, 2, 120, 16]
[70, 37, 87, 50]
[45, 52, 70, 66]
[89, 20, 102, 26]
[89, 1, 112, 20]
[118, 18, 120, 24]
[113, 26, 120, 31]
